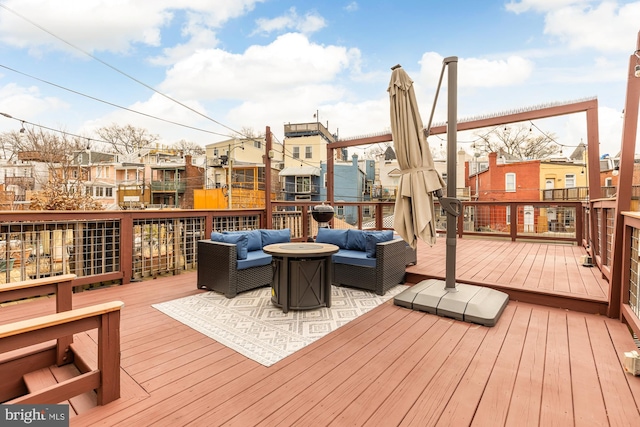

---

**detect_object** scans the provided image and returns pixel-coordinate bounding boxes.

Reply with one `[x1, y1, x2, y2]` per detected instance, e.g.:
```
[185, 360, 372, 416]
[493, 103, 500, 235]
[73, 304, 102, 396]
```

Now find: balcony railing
[281, 182, 320, 194]
[151, 181, 186, 192]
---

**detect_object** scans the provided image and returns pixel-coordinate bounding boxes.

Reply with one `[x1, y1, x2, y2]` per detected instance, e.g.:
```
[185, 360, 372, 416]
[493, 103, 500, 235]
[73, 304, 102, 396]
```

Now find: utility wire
[0, 2, 248, 139]
[0, 63, 235, 139]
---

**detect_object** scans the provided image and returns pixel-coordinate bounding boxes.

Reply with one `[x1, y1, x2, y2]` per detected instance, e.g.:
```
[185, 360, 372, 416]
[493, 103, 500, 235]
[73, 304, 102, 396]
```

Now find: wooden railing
[0, 203, 586, 289]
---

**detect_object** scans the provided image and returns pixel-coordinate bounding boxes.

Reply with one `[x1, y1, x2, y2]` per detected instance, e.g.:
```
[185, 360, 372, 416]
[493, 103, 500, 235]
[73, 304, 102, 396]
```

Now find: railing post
[97, 309, 121, 405]
[120, 212, 133, 285]
[575, 202, 583, 246]
[510, 202, 517, 241]
[55, 278, 73, 366]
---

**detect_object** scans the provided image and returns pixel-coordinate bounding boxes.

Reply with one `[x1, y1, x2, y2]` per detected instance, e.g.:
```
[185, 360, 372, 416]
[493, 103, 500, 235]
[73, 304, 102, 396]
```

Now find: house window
[95, 187, 104, 197]
[565, 174, 576, 188]
[605, 177, 613, 187]
[505, 173, 516, 192]
[106, 187, 113, 197]
[253, 140, 262, 149]
[72, 169, 78, 179]
[336, 206, 344, 216]
[305, 146, 313, 159]
[292, 147, 300, 159]
[506, 205, 511, 224]
[295, 176, 311, 193]
[213, 148, 219, 157]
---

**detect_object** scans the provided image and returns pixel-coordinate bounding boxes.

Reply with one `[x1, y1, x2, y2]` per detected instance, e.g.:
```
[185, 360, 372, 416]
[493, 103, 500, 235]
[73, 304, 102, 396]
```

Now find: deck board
[406, 238, 610, 309]
[1, 238, 638, 426]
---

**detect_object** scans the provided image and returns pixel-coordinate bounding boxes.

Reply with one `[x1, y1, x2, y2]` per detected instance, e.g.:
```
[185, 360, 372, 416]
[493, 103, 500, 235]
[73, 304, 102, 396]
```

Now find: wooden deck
[407, 237, 610, 315]
[1, 239, 639, 426]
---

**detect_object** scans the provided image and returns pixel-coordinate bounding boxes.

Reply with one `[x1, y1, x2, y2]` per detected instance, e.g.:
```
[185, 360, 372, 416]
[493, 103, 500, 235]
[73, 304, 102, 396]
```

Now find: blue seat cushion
[332, 249, 377, 268]
[210, 232, 249, 260]
[364, 230, 394, 258]
[260, 228, 291, 246]
[237, 250, 272, 270]
[316, 228, 348, 249]
[346, 229, 367, 251]
[224, 230, 262, 252]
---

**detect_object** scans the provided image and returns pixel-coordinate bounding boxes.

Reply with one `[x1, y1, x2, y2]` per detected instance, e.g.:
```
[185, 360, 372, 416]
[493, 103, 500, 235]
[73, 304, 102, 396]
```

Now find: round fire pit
[311, 203, 335, 228]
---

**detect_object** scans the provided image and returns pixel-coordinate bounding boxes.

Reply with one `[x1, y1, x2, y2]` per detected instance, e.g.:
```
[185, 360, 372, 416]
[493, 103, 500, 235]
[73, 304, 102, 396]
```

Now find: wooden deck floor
[1, 240, 639, 426]
[407, 237, 610, 314]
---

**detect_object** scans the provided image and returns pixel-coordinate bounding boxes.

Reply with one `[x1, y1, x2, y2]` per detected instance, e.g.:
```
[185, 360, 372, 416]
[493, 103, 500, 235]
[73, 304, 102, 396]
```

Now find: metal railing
[150, 181, 187, 192]
[621, 212, 640, 341]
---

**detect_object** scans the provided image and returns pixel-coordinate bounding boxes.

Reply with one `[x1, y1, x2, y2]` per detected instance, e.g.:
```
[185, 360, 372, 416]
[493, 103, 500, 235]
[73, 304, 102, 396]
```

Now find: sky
[0, 0, 639, 159]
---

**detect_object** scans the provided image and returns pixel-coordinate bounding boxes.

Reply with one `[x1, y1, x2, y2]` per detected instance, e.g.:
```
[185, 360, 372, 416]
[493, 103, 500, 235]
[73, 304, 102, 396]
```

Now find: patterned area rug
[152, 285, 407, 367]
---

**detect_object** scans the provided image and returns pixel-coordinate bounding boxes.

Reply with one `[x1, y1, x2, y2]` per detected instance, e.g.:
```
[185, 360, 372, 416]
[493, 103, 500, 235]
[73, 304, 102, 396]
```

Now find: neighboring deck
[1, 239, 639, 426]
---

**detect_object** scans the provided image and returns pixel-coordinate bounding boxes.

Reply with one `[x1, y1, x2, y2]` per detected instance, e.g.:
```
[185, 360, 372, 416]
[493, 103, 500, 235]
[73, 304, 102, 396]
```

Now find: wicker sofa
[315, 228, 409, 295]
[196, 229, 290, 298]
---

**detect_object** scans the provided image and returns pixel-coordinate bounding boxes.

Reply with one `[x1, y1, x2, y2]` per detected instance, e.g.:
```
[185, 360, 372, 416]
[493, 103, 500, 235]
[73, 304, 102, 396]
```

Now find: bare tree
[96, 124, 159, 155]
[237, 126, 265, 139]
[474, 125, 560, 159]
[173, 139, 205, 156]
[13, 126, 102, 210]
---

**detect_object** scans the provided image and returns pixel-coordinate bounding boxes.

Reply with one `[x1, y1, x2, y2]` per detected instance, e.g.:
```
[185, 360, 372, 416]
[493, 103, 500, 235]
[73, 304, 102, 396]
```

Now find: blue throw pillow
[364, 230, 394, 258]
[315, 228, 348, 249]
[346, 229, 367, 251]
[260, 228, 291, 246]
[224, 230, 262, 252]
[210, 232, 249, 260]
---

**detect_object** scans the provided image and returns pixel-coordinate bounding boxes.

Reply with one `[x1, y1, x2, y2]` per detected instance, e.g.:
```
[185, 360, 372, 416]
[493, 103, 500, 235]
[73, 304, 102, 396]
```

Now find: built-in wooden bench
[0, 274, 76, 365]
[0, 301, 124, 406]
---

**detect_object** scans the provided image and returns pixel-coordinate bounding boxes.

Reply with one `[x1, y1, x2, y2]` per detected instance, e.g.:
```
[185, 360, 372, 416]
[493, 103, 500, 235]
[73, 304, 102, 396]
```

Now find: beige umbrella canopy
[388, 66, 445, 249]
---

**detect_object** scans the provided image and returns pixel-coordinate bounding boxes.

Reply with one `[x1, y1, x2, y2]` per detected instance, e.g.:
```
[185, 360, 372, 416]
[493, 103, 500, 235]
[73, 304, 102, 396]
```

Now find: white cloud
[505, 0, 585, 14]
[544, 2, 640, 52]
[506, 1, 640, 53]
[253, 7, 326, 36]
[0, 0, 263, 55]
[344, 2, 359, 12]
[418, 52, 534, 89]
[0, 83, 68, 127]
[160, 33, 357, 100]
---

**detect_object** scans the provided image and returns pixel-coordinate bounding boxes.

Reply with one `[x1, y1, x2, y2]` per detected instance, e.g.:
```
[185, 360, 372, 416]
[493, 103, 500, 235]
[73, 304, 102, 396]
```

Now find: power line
[0, 63, 235, 139]
[0, 2, 251, 140]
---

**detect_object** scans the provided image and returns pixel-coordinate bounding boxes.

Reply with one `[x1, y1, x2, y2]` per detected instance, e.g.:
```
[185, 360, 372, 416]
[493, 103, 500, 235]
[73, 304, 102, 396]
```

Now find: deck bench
[0, 300, 124, 405]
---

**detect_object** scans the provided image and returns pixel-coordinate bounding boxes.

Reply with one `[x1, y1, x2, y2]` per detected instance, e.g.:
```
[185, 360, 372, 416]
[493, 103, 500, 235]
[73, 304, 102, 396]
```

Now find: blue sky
[0, 0, 638, 158]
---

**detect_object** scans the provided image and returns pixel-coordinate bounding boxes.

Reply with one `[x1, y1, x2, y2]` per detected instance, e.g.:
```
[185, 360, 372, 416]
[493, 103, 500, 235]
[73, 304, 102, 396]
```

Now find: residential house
[280, 122, 335, 204]
[465, 151, 584, 233]
[196, 137, 284, 209]
[150, 154, 204, 209]
[320, 154, 371, 225]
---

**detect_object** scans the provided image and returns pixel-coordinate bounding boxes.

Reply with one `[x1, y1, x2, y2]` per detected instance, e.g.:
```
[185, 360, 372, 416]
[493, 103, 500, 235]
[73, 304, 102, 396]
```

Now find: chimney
[489, 152, 498, 170]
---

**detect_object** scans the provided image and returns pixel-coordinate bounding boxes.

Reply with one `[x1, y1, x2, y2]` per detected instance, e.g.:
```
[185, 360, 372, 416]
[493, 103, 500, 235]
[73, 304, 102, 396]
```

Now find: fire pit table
[263, 242, 339, 313]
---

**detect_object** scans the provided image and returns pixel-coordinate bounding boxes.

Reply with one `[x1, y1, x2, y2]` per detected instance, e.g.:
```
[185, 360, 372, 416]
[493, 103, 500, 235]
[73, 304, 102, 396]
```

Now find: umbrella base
[394, 279, 509, 327]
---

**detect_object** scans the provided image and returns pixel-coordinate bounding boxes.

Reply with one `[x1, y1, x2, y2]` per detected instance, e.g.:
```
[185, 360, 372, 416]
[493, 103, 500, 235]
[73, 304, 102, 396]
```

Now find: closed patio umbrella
[391, 60, 509, 327]
[388, 65, 445, 249]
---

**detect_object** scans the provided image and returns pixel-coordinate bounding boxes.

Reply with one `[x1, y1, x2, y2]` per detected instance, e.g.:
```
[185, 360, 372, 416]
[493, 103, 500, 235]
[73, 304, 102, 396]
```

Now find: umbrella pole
[444, 56, 458, 291]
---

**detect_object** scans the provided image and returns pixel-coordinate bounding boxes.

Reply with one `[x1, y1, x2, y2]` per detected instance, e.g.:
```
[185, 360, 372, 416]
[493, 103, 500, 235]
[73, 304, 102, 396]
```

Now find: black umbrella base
[394, 279, 509, 327]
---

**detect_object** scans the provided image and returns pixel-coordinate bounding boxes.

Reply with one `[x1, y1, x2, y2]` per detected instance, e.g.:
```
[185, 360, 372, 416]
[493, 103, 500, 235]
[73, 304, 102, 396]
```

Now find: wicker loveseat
[315, 228, 410, 295]
[197, 228, 290, 298]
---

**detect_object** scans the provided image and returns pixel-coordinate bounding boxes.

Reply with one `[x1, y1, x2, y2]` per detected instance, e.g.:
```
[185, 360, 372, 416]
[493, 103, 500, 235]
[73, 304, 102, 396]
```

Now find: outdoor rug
[152, 284, 407, 367]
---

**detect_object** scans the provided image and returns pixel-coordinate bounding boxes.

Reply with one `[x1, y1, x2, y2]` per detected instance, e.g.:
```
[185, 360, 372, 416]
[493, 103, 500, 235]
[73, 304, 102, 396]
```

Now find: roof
[279, 166, 321, 177]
